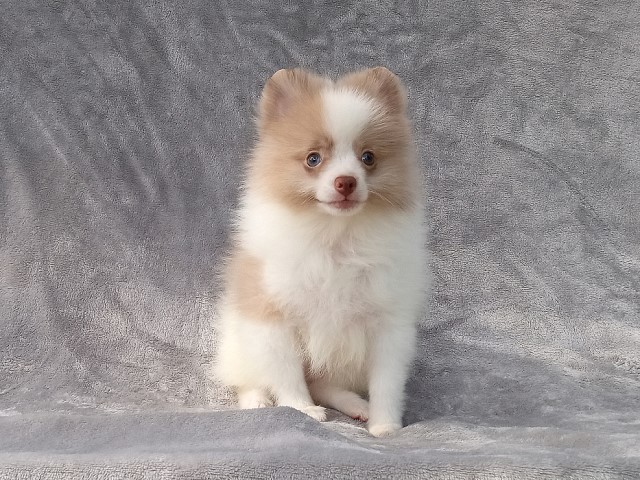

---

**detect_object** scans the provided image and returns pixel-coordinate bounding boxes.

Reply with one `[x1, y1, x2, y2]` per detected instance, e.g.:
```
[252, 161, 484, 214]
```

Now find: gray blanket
[1, 0, 639, 478]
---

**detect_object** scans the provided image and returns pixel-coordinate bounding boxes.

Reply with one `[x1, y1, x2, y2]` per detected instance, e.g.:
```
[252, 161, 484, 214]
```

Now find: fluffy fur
[215, 67, 428, 437]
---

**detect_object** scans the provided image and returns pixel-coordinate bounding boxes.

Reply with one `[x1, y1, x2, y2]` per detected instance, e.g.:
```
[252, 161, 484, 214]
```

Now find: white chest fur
[238, 195, 426, 385]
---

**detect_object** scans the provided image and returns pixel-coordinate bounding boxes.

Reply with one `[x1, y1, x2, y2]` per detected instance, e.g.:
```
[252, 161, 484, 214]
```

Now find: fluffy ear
[338, 67, 407, 114]
[258, 68, 326, 126]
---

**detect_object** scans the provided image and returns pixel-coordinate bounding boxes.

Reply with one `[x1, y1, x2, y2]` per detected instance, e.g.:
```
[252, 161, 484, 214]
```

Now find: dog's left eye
[361, 151, 375, 166]
[306, 152, 322, 167]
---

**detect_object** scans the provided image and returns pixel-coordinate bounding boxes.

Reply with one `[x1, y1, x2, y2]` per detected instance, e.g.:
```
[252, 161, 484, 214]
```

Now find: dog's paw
[368, 422, 402, 437]
[301, 405, 327, 422]
[341, 396, 369, 422]
[238, 389, 273, 410]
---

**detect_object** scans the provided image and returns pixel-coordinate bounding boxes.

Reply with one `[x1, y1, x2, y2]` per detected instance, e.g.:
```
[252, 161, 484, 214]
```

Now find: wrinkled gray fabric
[1, 0, 639, 478]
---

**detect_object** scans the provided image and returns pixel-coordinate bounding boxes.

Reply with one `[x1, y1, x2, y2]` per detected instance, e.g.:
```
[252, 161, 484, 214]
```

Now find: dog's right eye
[361, 151, 375, 166]
[306, 152, 322, 167]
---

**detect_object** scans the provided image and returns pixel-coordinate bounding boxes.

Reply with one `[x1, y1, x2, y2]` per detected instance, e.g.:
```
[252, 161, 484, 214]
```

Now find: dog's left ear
[258, 69, 326, 127]
[338, 67, 407, 114]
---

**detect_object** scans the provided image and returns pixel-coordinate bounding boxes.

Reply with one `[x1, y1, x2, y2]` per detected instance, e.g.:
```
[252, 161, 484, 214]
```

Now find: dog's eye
[361, 151, 375, 166]
[306, 152, 322, 167]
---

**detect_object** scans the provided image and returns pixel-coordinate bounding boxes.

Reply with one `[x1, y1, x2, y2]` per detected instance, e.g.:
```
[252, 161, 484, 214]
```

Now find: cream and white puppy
[215, 67, 428, 437]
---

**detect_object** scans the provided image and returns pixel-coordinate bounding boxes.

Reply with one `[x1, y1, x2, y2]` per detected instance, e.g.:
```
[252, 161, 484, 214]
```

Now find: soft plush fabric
[1, 0, 639, 478]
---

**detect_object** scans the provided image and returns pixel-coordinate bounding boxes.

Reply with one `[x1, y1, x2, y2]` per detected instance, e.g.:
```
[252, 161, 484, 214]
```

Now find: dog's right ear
[258, 69, 325, 127]
[338, 67, 407, 115]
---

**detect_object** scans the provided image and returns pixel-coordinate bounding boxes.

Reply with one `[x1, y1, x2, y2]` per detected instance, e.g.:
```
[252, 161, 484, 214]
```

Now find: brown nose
[334, 176, 357, 197]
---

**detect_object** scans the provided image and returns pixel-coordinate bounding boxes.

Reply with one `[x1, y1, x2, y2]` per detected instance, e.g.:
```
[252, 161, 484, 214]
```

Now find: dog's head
[247, 67, 419, 217]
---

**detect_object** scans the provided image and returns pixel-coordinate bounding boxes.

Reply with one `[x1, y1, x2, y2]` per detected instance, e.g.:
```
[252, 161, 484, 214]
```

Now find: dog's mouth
[315, 197, 365, 215]
[327, 199, 360, 210]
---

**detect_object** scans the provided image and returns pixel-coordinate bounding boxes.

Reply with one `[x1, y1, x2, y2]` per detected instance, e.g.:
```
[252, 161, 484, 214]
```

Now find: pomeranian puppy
[215, 67, 427, 437]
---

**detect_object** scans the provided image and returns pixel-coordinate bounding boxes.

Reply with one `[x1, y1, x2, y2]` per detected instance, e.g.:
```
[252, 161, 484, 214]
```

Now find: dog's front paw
[341, 396, 369, 422]
[368, 422, 402, 437]
[301, 405, 327, 422]
[238, 389, 273, 410]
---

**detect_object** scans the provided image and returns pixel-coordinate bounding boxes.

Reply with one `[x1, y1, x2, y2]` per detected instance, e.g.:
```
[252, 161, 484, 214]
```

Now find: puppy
[215, 67, 427, 437]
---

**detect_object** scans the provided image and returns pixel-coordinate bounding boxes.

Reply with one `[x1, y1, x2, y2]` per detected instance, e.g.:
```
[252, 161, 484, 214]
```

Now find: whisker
[368, 189, 399, 208]
[298, 193, 316, 206]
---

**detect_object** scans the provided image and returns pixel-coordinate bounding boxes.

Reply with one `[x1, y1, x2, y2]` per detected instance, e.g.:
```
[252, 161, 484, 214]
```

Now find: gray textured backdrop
[1, 0, 639, 478]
